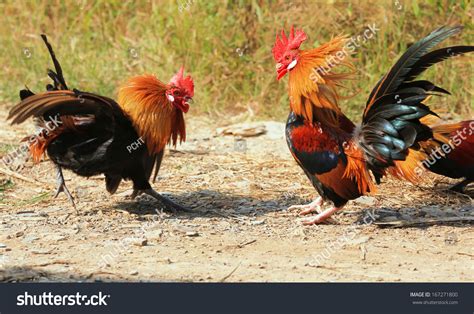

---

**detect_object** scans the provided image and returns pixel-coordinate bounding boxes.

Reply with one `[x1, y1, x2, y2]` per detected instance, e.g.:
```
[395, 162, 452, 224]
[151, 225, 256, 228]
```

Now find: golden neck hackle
[117, 75, 186, 154]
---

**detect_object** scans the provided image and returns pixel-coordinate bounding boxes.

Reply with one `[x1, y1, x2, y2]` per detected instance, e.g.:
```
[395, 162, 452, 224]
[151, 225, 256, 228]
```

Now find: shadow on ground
[0, 266, 141, 282]
[112, 189, 309, 219]
[354, 185, 473, 228]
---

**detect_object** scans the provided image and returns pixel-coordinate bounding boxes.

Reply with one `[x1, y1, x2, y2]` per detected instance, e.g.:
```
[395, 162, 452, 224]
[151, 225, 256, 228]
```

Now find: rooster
[8, 35, 194, 211]
[272, 26, 473, 224]
[422, 119, 473, 192]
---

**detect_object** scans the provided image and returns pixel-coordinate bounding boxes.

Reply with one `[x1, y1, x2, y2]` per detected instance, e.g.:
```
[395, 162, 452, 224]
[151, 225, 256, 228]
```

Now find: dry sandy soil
[0, 111, 472, 282]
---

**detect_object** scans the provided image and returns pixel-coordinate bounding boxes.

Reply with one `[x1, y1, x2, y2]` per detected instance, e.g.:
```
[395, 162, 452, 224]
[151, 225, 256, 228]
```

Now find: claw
[449, 179, 472, 194]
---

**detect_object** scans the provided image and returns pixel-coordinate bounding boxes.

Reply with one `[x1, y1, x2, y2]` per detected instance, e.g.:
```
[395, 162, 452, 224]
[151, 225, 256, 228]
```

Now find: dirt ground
[0, 111, 472, 282]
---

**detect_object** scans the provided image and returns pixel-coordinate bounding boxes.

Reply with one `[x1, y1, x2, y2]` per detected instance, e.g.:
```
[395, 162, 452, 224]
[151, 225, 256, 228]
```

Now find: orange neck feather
[288, 36, 354, 126]
[117, 74, 185, 154]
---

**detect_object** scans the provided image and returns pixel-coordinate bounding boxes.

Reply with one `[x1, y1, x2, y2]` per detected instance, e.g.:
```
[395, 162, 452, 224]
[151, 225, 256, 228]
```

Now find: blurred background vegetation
[0, 0, 472, 122]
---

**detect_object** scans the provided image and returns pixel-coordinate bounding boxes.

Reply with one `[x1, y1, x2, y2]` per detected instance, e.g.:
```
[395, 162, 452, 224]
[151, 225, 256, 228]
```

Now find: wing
[8, 90, 135, 164]
[287, 114, 364, 205]
[9, 89, 124, 126]
[357, 26, 474, 182]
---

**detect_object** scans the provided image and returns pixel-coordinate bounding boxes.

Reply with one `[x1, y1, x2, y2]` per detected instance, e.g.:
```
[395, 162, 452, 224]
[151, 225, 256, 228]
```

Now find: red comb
[272, 25, 307, 61]
[170, 66, 194, 97]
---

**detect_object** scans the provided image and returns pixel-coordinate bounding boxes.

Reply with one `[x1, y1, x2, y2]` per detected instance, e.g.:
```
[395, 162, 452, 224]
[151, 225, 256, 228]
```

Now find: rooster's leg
[53, 164, 76, 209]
[302, 205, 343, 225]
[288, 197, 323, 215]
[141, 188, 191, 212]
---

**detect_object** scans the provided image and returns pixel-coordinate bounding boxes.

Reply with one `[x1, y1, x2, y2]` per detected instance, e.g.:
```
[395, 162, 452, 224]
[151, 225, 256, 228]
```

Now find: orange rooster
[273, 26, 473, 224]
[8, 35, 194, 210]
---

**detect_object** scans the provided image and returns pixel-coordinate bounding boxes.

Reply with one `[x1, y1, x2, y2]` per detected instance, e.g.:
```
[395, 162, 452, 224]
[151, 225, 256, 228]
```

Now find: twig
[0, 166, 50, 186]
[360, 244, 367, 261]
[169, 149, 209, 155]
[375, 216, 474, 228]
[456, 252, 474, 258]
[29, 260, 71, 267]
[219, 262, 241, 282]
[238, 239, 257, 248]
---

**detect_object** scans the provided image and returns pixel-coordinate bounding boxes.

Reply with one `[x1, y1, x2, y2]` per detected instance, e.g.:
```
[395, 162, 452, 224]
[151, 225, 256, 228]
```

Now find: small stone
[0, 243, 6, 248]
[354, 196, 376, 206]
[186, 231, 199, 237]
[23, 235, 39, 243]
[31, 249, 52, 255]
[129, 270, 139, 276]
[44, 234, 66, 242]
[250, 220, 265, 225]
[15, 231, 24, 238]
[130, 238, 147, 246]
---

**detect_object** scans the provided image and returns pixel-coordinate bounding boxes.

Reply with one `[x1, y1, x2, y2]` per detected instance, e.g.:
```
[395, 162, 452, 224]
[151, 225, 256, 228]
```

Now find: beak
[176, 102, 190, 113]
[176, 97, 192, 113]
[185, 97, 194, 105]
[276, 67, 287, 80]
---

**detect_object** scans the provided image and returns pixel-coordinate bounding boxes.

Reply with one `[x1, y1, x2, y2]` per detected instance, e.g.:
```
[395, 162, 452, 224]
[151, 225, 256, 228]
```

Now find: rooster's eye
[285, 55, 291, 60]
[173, 90, 180, 96]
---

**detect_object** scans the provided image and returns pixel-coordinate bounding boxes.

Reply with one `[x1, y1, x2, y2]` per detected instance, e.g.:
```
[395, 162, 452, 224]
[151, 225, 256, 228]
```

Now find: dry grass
[0, 0, 472, 120]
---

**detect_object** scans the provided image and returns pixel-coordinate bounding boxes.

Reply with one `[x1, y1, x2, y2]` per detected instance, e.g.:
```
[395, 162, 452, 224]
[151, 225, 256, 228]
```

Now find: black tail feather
[405, 45, 474, 82]
[40, 34, 68, 90]
[358, 25, 473, 174]
[365, 26, 463, 109]
[19, 87, 35, 100]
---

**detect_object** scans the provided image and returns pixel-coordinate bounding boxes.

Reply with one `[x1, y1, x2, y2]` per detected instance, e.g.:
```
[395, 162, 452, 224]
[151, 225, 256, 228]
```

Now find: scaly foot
[140, 188, 191, 213]
[54, 164, 76, 211]
[301, 206, 343, 225]
[288, 197, 323, 215]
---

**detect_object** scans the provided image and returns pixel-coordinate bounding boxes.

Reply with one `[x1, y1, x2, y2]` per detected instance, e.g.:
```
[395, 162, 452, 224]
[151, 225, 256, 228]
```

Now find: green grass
[0, 0, 472, 121]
